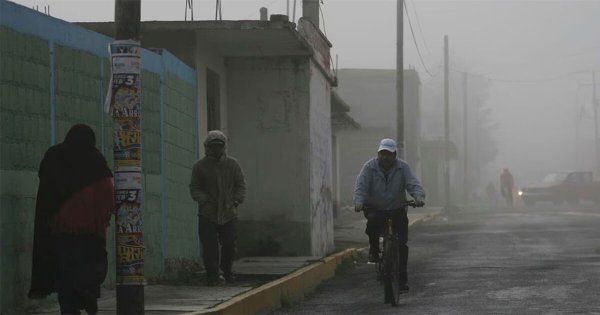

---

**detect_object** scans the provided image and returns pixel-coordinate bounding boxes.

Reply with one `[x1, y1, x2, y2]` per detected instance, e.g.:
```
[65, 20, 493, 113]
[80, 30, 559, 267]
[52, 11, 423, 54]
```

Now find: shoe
[223, 273, 236, 284]
[82, 296, 98, 314]
[207, 275, 224, 286]
[368, 252, 380, 263]
[81, 290, 98, 315]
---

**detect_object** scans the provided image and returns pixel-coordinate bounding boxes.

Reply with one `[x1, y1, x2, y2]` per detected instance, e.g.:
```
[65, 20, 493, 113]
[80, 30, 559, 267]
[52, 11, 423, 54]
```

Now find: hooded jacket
[354, 158, 425, 211]
[189, 131, 246, 224]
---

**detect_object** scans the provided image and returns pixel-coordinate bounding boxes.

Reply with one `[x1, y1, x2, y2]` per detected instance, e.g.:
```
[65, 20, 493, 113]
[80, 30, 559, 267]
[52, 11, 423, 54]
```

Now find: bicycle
[370, 200, 417, 306]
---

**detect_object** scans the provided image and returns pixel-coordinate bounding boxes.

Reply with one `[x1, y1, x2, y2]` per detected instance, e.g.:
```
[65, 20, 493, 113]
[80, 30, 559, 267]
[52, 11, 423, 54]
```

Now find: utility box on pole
[112, 0, 144, 314]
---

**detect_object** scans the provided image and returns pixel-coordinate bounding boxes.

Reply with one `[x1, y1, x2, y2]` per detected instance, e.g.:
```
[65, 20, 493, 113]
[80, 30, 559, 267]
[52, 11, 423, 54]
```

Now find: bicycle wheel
[383, 237, 400, 306]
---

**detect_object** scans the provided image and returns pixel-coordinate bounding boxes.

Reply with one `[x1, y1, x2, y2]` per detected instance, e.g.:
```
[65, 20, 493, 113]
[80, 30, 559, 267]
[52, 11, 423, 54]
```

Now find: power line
[450, 67, 579, 84]
[319, 4, 327, 36]
[408, 0, 430, 55]
[403, 0, 435, 77]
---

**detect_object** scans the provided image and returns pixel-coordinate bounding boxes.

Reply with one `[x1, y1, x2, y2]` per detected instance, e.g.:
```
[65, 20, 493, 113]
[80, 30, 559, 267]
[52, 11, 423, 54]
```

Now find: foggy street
[271, 203, 600, 314]
[6, 0, 600, 313]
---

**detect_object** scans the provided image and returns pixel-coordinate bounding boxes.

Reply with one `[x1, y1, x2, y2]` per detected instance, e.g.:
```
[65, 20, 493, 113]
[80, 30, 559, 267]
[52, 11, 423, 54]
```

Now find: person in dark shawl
[29, 124, 115, 315]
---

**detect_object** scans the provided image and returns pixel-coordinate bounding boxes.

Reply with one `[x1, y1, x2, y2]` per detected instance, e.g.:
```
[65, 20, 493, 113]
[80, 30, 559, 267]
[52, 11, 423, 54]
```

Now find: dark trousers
[55, 234, 107, 314]
[198, 216, 236, 280]
[365, 209, 409, 285]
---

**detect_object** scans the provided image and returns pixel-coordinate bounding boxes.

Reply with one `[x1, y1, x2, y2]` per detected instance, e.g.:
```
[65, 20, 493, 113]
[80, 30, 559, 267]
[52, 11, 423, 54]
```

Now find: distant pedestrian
[500, 168, 514, 207]
[189, 130, 246, 286]
[29, 124, 115, 315]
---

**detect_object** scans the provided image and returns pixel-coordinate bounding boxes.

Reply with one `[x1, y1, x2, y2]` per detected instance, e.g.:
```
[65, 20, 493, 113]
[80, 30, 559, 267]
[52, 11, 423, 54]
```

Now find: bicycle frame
[373, 200, 416, 306]
[376, 213, 401, 305]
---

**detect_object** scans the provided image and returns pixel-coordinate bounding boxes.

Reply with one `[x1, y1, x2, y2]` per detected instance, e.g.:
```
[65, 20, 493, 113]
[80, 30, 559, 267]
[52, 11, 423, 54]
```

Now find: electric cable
[450, 67, 579, 84]
[408, 0, 430, 55]
[404, 0, 435, 77]
[319, 4, 327, 36]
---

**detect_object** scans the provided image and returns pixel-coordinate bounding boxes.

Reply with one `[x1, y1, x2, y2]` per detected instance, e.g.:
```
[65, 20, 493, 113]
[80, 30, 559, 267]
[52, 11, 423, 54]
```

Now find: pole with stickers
[110, 0, 144, 313]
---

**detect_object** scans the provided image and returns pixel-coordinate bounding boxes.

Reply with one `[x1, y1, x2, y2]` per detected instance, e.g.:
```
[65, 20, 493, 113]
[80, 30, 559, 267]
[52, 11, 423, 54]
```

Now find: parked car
[518, 171, 600, 206]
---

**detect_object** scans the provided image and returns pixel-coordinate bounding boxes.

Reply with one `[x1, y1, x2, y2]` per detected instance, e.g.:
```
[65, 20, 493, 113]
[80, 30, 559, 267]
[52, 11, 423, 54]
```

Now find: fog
[11, 0, 600, 188]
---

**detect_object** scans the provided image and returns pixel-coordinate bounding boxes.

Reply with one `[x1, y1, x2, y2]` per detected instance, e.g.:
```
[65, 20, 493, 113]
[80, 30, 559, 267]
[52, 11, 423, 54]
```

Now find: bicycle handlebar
[404, 200, 417, 208]
[359, 200, 421, 212]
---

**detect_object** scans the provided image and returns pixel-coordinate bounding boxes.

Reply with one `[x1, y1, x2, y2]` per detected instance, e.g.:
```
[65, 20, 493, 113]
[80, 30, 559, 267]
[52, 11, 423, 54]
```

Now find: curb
[186, 211, 442, 315]
[185, 248, 358, 315]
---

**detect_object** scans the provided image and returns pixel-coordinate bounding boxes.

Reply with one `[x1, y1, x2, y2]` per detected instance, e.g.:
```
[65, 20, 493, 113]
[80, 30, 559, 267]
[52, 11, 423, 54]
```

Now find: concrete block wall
[0, 26, 52, 311]
[163, 71, 198, 262]
[0, 2, 199, 312]
[140, 70, 163, 278]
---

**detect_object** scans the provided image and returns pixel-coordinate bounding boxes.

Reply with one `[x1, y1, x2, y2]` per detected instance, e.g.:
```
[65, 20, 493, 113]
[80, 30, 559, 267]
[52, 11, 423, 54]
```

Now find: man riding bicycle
[500, 168, 514, 207]
[354, 138, 426, 292]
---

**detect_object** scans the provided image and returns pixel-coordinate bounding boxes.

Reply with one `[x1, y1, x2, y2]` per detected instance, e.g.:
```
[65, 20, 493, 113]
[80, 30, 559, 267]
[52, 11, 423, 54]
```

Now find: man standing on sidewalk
[190, 130, 246, 286]
[354, 138, 425, 292]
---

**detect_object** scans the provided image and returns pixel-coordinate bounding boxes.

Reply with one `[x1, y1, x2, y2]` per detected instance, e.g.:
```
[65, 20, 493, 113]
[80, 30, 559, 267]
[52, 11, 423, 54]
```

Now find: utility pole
[463, 72, 468, 208]
[593, 72, 599, 175]
[475, 101, 481, 187]
[443, 35, 451, 211]
[115, 0, 140, 40]
[397, 0, 404, 158]
[113, 0, 144, 314]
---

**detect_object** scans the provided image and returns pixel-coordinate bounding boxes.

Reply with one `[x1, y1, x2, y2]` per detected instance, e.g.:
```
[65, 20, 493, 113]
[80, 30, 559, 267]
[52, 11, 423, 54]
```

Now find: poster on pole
[110, 39, 145, 285]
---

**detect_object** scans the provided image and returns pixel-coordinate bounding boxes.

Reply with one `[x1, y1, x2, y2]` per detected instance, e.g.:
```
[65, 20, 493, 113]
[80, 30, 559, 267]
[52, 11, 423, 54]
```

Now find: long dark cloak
[29, 124, 112, 298]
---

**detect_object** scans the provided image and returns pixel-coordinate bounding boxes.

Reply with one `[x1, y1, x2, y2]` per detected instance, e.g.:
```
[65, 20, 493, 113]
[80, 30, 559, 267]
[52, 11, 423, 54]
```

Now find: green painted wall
[0, 23, 199, 313]
[163, 72, 198, 260]
[1, 27, 52, 311]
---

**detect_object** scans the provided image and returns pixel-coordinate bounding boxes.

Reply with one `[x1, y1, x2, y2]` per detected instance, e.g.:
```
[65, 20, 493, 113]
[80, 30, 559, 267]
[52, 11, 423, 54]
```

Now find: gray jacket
[354, 158, 425, 211]
[189, 154, 246, 224]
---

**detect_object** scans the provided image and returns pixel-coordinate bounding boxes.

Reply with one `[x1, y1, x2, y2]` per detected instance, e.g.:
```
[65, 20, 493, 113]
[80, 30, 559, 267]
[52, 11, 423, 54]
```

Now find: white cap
[378, 138, 397, 153]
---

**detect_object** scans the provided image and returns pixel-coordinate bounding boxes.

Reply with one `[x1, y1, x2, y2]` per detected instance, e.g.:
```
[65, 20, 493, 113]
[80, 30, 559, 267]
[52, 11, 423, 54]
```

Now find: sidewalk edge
[184, 211, 441, 315]
[184, 248, 358, 315]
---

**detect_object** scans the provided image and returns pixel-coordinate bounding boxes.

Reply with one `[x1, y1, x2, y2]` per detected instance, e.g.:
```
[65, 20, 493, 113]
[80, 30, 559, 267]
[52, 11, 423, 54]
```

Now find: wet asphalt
[269, 203, 600, 314]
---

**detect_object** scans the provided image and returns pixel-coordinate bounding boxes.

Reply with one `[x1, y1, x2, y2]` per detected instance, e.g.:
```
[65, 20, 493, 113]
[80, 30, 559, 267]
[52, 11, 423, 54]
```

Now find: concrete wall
[0, 2, 199, 312]
[194, 34, 228, 148]
[227, 56, 330, 256]
[308, 61, 334, 255]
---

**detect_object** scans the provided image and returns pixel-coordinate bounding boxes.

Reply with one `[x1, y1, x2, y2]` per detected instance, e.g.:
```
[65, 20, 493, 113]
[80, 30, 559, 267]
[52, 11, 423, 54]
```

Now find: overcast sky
[9, 0, 600, 185]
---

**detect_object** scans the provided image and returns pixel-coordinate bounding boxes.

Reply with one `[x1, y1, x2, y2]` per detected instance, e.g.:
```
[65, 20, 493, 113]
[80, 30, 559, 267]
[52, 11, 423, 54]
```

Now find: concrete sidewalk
[29, 207, 441, 315]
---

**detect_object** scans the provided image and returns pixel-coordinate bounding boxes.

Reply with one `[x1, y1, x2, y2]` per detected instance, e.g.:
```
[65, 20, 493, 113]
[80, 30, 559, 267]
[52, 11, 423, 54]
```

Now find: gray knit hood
[204, 130, 228, 147]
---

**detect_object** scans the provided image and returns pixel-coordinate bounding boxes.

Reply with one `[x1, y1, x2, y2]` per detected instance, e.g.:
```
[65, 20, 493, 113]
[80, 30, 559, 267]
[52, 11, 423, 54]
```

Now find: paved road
[270, 204, 600, 314]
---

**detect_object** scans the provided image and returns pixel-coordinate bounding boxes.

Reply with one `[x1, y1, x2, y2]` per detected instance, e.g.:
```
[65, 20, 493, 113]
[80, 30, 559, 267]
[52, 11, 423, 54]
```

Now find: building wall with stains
[226, 56, 334, 257]
[308, 61, 334, 256]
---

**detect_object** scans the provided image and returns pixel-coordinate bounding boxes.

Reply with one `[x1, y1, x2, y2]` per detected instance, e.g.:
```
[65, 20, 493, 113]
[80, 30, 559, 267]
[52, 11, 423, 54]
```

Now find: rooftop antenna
[185, 0, 194, 21]
[215, 0, 222, 20]
[292, 0, 297, 23]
